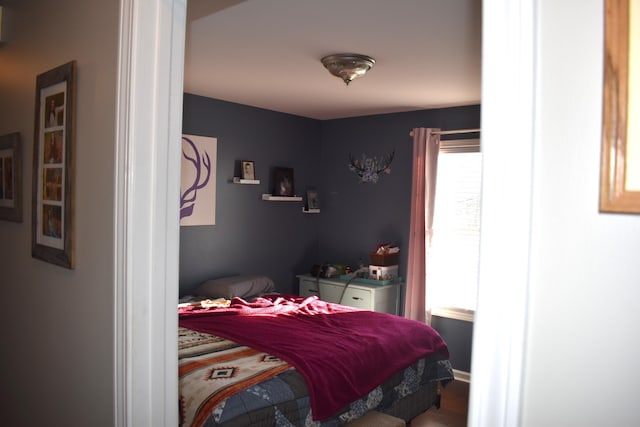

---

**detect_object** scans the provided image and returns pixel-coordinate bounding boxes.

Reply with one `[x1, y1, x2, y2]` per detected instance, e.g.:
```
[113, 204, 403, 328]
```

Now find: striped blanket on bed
[178, 327, 292, 427]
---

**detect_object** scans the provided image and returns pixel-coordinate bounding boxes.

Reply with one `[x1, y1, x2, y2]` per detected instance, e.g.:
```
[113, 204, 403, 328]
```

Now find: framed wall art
[241, 160, 255, 180]
[273, 167, 294, 197]
[306, 190, 319, 210]
[32, 61, 76, 268]
[0, 132, 22, 222]
[180, 134, 217, 226]
[600, 0, 640, 213]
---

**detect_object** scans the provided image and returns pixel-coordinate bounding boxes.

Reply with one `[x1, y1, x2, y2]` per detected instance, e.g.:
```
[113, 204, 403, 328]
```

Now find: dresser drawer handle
[308, 289, 319, 293]
[351, 296, 363, 301]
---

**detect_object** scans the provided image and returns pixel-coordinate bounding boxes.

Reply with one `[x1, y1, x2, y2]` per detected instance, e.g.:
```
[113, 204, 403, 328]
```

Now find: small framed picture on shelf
[241, 160, 255, 180]
[307, 190, 319, 210]
[273, 167, 294, 197]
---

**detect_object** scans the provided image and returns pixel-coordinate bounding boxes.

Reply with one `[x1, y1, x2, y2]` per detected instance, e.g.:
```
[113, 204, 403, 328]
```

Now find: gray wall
[180, 95, 479, 373]
[180, 95, 480, 298]
[317, 107, 481, 281]
[431, 316, 473, 372]
[180, 94, 322, 295]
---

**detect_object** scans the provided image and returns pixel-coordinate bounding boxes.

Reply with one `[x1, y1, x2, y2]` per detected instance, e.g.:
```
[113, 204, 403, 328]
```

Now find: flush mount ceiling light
[321, 53, 375, 86]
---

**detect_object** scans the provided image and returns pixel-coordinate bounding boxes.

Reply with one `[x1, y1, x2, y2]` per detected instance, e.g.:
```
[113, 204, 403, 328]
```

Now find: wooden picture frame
[32, 61, 76, 268]
[600, 0, 640, 213]
[0, 132, 22, 222]
[273, 167, 294, 197]
[241, 160, 255, 180]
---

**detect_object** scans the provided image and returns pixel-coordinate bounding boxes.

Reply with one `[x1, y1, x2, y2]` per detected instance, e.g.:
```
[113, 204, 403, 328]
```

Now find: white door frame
[114, 0, 185, 425]
[113, 0, 536, 425]
[469, 0, 536, 426]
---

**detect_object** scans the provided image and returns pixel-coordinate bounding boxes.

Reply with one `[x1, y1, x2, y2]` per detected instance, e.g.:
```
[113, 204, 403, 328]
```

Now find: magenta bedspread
[178, 295, 449, 420]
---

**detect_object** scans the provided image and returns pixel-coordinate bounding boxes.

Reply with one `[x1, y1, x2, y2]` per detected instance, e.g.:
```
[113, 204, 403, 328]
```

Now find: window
[426, 139, 482, 315]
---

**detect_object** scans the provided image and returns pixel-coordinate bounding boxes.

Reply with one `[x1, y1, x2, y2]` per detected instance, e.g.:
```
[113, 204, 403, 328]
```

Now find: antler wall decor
[348, 150, 395, 183]
[180, 136, 211, 219]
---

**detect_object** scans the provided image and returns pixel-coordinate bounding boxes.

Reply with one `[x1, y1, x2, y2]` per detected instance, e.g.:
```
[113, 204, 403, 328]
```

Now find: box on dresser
[369, 264, 399, 281]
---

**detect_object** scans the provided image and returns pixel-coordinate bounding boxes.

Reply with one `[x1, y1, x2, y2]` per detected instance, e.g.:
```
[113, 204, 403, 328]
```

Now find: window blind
[427, 141, 482, 313]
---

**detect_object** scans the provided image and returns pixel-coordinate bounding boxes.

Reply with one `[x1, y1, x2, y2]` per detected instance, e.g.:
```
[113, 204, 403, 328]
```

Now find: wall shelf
[232, 177, 260, 185]
[262, 194, 303, 202]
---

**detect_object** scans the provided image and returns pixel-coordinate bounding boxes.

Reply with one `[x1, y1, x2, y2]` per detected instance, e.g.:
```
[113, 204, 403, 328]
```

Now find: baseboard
[452, 369, 471, 383]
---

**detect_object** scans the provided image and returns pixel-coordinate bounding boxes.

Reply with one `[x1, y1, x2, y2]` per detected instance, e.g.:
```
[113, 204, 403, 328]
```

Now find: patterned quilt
[179, 326, 454, 427]
[179, 327, 293, 426]
[179, 295, 450, 420]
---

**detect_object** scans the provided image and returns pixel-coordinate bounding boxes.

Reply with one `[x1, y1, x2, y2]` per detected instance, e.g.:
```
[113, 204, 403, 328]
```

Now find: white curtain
[404, 128, 440, 323]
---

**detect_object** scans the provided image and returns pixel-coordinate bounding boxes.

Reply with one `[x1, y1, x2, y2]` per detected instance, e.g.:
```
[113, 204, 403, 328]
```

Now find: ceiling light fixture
[321, 53, 375, 86]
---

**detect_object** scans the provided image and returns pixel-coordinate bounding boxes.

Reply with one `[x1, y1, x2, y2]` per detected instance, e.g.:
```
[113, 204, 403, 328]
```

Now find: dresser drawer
[299, 278, 320, 297]
[297, 275, 400, 315]
[340, 287, 373, 310]
[300, 278, 372, 307]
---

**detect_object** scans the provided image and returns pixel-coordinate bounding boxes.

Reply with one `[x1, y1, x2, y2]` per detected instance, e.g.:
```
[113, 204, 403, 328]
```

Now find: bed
[178, 275, 454, 427]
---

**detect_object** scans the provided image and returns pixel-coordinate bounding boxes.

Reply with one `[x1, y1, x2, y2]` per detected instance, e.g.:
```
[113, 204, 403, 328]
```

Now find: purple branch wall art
[180, 135, 217, 226]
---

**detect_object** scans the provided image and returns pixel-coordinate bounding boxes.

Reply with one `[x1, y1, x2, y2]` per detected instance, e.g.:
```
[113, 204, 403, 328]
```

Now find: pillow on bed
[194, 275, 275, 299]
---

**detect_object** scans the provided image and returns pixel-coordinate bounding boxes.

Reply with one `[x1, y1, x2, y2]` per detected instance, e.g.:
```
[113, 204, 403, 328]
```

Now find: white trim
[452, 369, 471, 383]
[468, 1, 535, 426]
[115, 0, 185, 425]
[431, 307, 475, 323]
[114, 1, 133, 424]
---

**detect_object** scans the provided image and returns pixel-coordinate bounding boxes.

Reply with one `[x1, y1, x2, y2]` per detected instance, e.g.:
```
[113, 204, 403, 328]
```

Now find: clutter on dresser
[310, 262, 348, 278]
[309, 244, 401, 286]
[368, 243, 399, 281]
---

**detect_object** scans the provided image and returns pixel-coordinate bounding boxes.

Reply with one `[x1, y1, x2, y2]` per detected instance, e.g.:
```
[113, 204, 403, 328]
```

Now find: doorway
[116, 0, 535, 425]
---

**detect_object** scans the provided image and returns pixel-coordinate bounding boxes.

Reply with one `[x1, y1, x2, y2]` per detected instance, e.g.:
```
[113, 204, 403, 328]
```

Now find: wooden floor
[410, 380, 469, 427]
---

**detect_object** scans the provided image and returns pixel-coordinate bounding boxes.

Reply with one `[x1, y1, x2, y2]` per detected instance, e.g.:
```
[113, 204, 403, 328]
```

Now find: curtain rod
[409, 128, 481, 137]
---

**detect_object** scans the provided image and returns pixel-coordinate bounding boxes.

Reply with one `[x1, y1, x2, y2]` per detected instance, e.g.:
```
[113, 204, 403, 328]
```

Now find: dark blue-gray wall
[431, 316, 474, 373]
[317, 107, 481, 284]
[181, 94, 322, 295]
[181, 94, 479, 294]
[180, 93, 479, 373]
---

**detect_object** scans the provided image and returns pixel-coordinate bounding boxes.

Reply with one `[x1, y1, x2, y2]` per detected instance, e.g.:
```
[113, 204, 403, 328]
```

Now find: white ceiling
[184, 0, 482, 120]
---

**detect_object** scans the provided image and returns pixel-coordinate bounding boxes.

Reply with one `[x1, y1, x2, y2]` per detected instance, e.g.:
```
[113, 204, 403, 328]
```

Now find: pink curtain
[404, 128, 440, 323]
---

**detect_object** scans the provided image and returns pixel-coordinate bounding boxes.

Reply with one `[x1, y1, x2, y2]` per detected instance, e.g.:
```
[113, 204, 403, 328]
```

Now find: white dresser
[297, 274, 401, 315]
